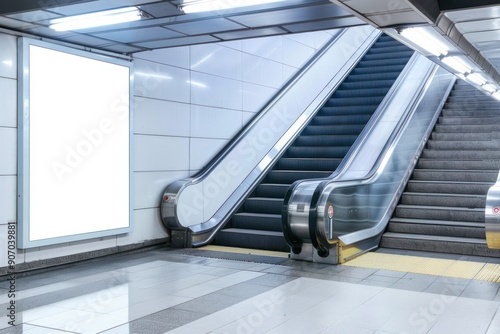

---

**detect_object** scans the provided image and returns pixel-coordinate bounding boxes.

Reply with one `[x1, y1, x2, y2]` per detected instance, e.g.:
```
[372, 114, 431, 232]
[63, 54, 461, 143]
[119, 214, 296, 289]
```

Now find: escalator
[213, 34, 414, 252]
[381, 79, 500, 257]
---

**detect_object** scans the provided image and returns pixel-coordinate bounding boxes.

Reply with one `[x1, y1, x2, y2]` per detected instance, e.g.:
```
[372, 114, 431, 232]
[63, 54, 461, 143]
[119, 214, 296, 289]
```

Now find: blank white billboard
[18, 38, 133, 248]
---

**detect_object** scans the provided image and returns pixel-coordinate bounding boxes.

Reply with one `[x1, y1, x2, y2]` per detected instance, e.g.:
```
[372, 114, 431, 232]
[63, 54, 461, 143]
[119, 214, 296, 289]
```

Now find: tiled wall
[0, 29, 337, 268]
[0, 34, 17, 268]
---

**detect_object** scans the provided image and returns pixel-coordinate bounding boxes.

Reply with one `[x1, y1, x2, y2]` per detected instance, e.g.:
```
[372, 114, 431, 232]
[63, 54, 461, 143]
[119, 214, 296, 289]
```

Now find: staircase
[213, 34, 414, 252]
[381, 79, 500, 257]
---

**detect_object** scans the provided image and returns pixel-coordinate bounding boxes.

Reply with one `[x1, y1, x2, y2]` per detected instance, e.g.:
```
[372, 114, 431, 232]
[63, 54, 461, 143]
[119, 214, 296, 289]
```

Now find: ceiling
[1, 0, 500, 85]
[0, 0, 364, 54]
[330, 0, 500, 88]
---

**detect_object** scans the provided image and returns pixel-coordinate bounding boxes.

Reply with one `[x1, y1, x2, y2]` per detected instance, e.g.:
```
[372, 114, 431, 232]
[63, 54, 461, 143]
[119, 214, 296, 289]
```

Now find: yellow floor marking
[344, 252, 500, 282]
[474, 263, 500, 282]
[198, 245, 290, 258]
[195, 246, 500, 282]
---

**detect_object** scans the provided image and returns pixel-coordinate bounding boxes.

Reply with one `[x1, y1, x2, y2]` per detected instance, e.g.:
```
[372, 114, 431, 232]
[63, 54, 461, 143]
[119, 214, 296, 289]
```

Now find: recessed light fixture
[49, 7, 142, 31]
[441, 56, 472, 75]
[467, 73, 487, 86]
[483, 83, 497, 94]
[180, 0, 285, 14]
[400, 27, 449, 57]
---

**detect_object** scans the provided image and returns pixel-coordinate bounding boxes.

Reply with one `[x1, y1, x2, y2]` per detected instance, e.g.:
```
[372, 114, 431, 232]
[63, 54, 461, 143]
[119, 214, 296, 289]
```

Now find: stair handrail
[283, 55, 456, 261]
[161, 26, 381, 247]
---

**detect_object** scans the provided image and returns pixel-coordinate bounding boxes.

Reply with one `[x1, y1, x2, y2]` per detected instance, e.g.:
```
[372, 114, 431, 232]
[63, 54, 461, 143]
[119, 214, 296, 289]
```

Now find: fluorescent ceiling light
[50, 7, 142, 31]
[483, 83, 497, 94]
[467, 73, 487, 86]
[400, 27, 449, 57]
[180, 0, 285, 13]
[441, 56, 472, 75]
[492, 92, 500, 101]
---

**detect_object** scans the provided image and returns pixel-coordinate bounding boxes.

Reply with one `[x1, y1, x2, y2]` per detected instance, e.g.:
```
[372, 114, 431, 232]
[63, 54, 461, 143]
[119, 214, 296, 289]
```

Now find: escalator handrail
[162, 26, 381, 241]
[161, 29, 348, 232]
[282, 55, 450, 253]
[187, 28, 382, 246]
[314, 63, 455, 251]
[282, 50, 420, 252]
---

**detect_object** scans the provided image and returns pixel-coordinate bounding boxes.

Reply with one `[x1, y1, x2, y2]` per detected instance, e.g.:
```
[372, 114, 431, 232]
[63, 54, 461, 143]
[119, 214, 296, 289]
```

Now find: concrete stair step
[411, 169, 498, 182]
[380, 232, 500, 257]
[394, 204, 484, 222]
[387, 217, 485, 238]
[400, 192, 486, 208]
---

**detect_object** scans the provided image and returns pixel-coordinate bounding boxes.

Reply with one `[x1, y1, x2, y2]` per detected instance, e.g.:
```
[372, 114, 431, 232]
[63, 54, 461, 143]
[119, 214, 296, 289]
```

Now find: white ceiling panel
[48, 0, 163, 15]
[367, 10, 427, 27]
[95, 26, 184, 43]
[445, 5, 500, 23]
[283, 16, 364, 32]
[7, 10, 61, 22]
[0, 0, 365, 53]
[136, 35, 220, 48]
[455, 18, 500, 34]
[213, 27, 287, 40]
[167, 18, 246, 35]
[343, 0, 411, 15]
[464, 30, 500, 44]
[230, 4, 351, 28]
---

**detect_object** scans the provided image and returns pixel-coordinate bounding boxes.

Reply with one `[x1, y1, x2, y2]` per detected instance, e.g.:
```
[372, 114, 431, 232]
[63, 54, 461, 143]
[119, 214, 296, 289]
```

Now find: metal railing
[486, 173, 500, 249]
[283, 56, 456, 263]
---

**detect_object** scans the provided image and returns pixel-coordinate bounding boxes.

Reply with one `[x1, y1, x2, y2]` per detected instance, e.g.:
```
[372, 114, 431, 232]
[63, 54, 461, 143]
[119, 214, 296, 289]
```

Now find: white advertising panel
[18, 38, 133, 248]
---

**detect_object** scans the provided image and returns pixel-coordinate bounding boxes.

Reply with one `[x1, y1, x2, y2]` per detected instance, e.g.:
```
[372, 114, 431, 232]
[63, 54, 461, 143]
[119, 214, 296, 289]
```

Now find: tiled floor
[1, 247, 500, 334]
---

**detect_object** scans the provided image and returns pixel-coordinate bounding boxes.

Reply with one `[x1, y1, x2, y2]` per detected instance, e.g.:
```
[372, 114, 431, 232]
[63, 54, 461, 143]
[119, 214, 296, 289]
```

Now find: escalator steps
[214, 34, 414, 252]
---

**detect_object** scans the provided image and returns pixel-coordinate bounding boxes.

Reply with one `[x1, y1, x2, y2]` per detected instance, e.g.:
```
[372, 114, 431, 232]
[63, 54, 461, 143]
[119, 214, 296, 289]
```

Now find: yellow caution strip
[343, 252, 500, 282]
[474, 263, 500, 282]
[196, 246, 500, 282]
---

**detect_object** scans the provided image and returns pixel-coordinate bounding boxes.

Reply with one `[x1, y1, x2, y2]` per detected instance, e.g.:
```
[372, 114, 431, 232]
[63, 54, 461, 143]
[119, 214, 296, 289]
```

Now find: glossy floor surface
[1, 246, 500, 333]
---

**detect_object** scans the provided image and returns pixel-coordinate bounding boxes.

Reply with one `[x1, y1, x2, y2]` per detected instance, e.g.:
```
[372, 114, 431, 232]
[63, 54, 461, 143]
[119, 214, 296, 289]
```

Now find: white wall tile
[134, 135, 189, 172]
[0, 224, 7, 267]
[218, 40, 242, 51]
[285, 31, 324, 49]
[242, 35, 282, 63]
[189, 138, 228, 171]
[242, 53, 283, 89]
[0, 33, 17, 79]
[191, 105, 242, 139]
[190, 72, 242, 110]
[282, 37, 316, 69]
[242, 82, 277, 113]
[190, 44, 242, 81]
[133, 45, 190, 69]
[293, 31, 320, 49]
[117, 208, 168, 245]
[0, 78, 16, 127]
[0, 127, 16, 175]
[0, 176, 16, 225]
[133, 170, 189, 210]
[282, 64, 298, 84]
[134, 59, 190, 103]
[134, 97, 190, 137]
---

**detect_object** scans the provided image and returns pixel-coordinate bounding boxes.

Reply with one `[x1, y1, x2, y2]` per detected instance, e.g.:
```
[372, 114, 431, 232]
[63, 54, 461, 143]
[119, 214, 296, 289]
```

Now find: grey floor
[1, 247, 500, 334]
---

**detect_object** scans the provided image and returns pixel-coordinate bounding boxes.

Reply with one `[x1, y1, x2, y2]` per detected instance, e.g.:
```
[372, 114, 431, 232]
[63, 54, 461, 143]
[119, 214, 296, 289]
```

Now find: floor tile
[1, 248, 500, 334]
